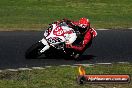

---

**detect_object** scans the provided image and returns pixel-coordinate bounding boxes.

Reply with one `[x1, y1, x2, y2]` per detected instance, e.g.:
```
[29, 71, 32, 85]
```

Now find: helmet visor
[79, 24, 88, 28]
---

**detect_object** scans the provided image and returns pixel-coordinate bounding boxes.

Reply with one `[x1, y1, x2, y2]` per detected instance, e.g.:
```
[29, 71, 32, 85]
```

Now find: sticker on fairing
[53, 26, 64, 36]
[47, 37, 63, 44]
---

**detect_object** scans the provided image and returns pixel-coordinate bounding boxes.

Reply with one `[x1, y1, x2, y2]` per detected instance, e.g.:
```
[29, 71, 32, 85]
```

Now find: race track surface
[0, 30, 132, 69]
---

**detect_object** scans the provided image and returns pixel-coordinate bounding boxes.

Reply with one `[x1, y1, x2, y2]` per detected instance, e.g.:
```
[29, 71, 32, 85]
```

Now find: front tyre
[25, 42, 45, 59]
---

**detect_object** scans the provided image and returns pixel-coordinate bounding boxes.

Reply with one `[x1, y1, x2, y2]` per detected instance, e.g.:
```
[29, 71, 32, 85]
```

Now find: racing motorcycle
[25, 22, 81, 59]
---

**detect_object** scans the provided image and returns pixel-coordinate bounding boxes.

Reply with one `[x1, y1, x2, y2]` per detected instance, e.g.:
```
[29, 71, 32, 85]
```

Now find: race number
[53, 26, 64, 36]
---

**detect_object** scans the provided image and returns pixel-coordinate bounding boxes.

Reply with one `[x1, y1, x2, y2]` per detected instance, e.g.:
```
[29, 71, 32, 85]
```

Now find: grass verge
[0, 0, 132, 31]
[0, 63, 132, 88]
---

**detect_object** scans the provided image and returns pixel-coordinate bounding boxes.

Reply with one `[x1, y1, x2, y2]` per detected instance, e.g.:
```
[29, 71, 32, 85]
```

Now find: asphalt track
[0, 29, 132, 69]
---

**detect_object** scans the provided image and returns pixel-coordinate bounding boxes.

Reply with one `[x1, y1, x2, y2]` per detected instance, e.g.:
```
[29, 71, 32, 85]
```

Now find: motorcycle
[25, 22, 81, 59]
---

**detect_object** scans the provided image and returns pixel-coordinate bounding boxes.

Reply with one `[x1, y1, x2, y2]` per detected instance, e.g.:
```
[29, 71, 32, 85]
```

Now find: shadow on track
[26, 54, 96, 61]
[78, 55, 96, 61]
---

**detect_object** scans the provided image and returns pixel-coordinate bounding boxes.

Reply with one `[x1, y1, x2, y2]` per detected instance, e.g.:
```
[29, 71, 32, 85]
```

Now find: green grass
[0, 63, 132, 88]
[0, 0, 132, 31]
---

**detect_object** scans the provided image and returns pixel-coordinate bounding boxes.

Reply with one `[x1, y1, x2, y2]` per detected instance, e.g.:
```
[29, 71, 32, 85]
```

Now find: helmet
[78, 18, 90, 33]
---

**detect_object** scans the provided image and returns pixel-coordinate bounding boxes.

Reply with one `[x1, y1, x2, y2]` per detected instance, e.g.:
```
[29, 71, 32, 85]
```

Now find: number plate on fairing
[46, 37, 63, 44]
[53, 26, 64, 36]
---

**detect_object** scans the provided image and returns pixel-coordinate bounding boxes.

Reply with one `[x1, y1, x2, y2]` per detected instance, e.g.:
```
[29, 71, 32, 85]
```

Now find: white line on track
[6, 69, 18, 72]
[60, 65, 71, 67]
[45, 66, 52, 68]
[128, 28, 132, 29]
[32, 67, 45, 70]
[96, 63, 112, 65]
[96, 29, 109, 30]
[18, 68, 32, 71]
[0, 62, 131, 72]
[74, 64, 94, 66]
[117, 62, 130, 64]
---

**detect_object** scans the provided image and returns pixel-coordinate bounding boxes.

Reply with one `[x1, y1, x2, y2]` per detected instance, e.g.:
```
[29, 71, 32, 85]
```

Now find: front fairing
[44, 25, 53, 37]
[43, 24, 66, 45]
[43, 22, 77, 46]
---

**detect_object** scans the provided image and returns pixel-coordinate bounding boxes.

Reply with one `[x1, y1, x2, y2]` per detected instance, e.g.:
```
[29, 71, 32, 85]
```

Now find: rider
[62, 18, 97, 54]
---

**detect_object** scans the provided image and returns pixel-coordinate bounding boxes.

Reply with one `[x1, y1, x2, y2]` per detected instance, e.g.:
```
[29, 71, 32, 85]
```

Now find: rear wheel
[25, 42, 45, 59]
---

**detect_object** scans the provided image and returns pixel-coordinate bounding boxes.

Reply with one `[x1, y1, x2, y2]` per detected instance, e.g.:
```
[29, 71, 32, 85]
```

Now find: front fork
[39, 38, 50, 53]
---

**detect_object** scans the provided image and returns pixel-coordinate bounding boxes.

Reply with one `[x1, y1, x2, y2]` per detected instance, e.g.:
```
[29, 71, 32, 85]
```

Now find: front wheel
[25, 42, 45, 59]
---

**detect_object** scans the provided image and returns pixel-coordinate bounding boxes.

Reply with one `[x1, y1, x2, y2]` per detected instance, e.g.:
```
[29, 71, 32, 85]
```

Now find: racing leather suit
[71, 27, 97, 52]
[63, 19, 97, 52]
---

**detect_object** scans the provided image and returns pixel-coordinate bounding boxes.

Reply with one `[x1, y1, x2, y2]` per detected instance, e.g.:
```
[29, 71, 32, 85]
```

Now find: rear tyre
[25, 42, 45, 59]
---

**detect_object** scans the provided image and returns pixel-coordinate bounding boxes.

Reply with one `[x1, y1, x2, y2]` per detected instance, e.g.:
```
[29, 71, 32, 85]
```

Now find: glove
[62, 19, 71, 24]
[65, 41, 72, 48]
[66, 44, 72, 48]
